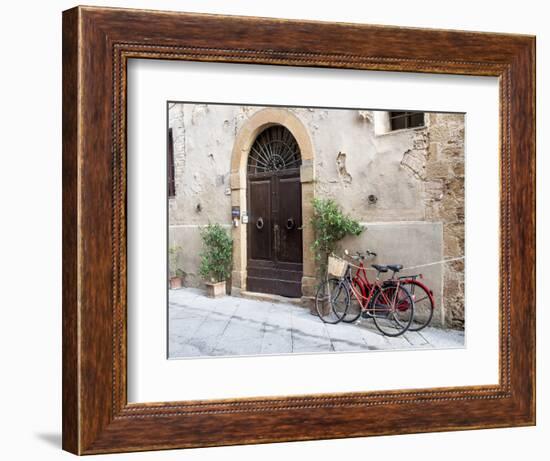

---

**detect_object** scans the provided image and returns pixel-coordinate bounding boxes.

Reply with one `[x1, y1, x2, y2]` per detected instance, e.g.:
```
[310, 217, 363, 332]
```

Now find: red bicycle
[343, 250, 435, 331]
[315, 251, 415, 336]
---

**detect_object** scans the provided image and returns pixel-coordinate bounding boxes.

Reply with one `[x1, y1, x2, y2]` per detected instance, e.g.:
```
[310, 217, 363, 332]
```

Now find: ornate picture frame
[62, 6, 535, 454]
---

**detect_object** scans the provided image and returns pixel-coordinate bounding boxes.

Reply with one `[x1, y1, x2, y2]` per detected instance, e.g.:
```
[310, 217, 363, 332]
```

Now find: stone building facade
[168, 103, 465, 328]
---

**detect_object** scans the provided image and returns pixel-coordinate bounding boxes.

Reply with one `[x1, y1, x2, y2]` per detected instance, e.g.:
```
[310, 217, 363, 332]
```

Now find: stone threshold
[238, 290, 303, 306]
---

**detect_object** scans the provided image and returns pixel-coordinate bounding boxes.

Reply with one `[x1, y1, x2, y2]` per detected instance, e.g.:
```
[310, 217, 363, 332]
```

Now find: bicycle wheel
[315, 278, 350, 324]
[401, 280, 434, 331]
[371, 284, 414, 336]
[341, 278, 364, 323]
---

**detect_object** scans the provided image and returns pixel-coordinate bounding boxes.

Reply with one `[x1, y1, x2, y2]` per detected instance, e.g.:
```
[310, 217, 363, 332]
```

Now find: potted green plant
[310, 198, 364, 314]
[168, 245, 184, 289]
[199, 223, 233, 298]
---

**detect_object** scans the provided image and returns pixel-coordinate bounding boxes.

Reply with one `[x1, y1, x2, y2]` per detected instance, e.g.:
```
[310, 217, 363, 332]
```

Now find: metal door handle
[274, 224, 280, 254]
[286, 217, 295, 230]
[256, 217, 264, 230]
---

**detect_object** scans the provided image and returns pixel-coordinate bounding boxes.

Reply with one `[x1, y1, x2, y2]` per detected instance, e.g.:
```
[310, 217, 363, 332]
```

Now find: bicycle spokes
[315, 278, 349, 324]
[371, 285, 414, 337]
[399, 280, 435, 331]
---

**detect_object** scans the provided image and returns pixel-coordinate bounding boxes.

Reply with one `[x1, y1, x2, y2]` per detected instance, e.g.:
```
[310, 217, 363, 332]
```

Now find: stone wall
[168, 103, 465, 328]
[425, 113, 465, 328]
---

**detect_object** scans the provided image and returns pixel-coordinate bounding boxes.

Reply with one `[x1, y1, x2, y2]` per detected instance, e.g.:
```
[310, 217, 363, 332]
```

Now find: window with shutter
[167, 128, 176, 197]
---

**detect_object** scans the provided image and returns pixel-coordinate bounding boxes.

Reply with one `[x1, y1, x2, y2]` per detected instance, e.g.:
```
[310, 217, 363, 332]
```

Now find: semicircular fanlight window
[248, 125, 302, 174]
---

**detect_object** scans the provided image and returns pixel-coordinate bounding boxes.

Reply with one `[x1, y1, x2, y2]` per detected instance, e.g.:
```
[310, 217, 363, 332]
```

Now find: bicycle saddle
[371, 264, 388, 273]
[387, 264, 403, 272]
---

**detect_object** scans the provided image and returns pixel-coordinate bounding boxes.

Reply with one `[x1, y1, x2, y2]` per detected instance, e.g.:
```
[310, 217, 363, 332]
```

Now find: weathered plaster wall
[168, 103, 465, 328]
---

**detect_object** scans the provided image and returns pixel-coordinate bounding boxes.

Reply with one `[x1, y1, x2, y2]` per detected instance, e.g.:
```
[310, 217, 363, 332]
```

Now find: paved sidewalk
[168, 288, 464, 359]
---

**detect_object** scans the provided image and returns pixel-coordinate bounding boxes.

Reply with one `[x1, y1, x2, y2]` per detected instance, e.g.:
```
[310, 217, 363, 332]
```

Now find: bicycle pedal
[361, 311, 370, 319]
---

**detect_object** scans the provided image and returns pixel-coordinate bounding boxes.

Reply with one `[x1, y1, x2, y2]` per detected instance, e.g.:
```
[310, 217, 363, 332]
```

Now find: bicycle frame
[343, 258, 424, 317]
[342, 264, 404, 316]
[346, 259, 372, 308]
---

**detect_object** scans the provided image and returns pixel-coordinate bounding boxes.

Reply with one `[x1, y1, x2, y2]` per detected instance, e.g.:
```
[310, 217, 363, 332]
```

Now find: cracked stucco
[336, 151, 352, 184]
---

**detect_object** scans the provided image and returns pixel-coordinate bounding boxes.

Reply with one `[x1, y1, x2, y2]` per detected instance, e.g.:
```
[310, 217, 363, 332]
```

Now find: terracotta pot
[205, 280, 226, 298]
[169, 276, 183, 289]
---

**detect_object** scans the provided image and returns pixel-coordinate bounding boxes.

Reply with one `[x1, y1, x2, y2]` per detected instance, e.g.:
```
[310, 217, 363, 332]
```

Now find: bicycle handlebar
[343, 249, 377, 260]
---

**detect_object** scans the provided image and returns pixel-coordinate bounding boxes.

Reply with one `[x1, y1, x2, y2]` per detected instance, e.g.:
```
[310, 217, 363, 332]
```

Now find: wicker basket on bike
[327, 254, 347, 278]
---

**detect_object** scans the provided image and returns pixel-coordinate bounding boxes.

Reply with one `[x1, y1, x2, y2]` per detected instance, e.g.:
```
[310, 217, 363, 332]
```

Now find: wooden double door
[247, 169, 303, 298]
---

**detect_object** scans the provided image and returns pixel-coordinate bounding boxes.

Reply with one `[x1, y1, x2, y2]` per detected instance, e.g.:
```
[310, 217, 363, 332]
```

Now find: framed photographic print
[62, 5, 535, 455]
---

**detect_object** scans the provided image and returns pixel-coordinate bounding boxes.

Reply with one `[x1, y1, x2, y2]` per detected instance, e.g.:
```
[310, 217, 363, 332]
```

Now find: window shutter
[168, 128, 176, 197]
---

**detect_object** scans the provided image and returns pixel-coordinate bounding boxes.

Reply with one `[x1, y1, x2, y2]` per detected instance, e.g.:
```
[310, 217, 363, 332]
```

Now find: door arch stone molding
[230, 108, 316, 299]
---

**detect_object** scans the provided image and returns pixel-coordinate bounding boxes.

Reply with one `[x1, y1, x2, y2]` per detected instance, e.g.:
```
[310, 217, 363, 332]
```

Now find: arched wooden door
[246, 125, 303, 297]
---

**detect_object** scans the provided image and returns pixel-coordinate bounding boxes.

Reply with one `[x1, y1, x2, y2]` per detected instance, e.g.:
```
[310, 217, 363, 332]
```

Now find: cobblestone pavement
[168, 288, 465, 359]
